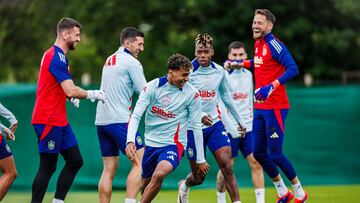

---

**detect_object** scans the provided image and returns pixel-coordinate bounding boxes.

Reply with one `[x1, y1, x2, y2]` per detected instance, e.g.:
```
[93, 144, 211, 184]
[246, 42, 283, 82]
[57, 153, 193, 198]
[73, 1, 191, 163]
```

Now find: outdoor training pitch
[4, 185, 359, 202]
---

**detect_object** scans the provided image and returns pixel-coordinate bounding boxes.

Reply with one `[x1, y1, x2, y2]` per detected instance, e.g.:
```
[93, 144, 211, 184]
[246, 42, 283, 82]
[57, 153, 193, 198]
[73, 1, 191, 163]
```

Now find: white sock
[232, 201, 241, 203]
[52, 198, 64, 203]
[217, 192, 226, 203]
[180, 181, 189, 192]
[125, 198, 137, 203]
[273, 179, 288, 197]
[292, 181, 305, 199]
[254, 188, 265, 203]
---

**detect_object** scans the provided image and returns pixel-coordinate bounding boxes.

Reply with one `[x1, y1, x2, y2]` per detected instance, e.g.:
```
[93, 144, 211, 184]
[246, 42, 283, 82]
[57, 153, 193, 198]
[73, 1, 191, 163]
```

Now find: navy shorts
[0, 132, 12, 159]
[97, 123, 144, 157]
[186, 121, 230, 161]
[229, 131, 254, 158]
[33, 124, 78, 153]
[142, 145, 184, 178]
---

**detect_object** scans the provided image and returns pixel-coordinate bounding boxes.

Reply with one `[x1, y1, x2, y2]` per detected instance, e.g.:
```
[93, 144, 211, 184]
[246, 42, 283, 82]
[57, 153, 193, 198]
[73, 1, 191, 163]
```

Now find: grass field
[3, 185, 360, 203]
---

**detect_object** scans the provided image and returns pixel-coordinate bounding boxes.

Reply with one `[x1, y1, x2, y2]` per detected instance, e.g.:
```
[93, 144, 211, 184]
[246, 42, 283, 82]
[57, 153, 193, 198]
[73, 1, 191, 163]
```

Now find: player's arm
[255, 40, 299, 102]
[219, 71, 246, 137]
[218, 100, 239, 138]
[0, 123, 15, 141]
[127, 62, 147, 94]
[188, 90, 209, 175]
[126, 82, 153, 160]
[0, 102, 18, 133]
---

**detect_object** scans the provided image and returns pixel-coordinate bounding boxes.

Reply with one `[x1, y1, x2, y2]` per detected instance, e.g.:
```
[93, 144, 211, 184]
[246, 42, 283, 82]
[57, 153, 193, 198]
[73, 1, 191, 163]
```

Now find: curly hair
[167, 53, 192, 70]
[195, 33, 213, 48]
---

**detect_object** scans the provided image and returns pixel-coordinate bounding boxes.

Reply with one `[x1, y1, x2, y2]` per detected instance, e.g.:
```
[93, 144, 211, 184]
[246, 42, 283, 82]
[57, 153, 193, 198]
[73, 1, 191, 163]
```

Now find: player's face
[252, 14, 273, 39]
[128, 36, 144, 58]
[169, 68, 190, 88]
[228, 47, 247, 60]
[195, 45, 213, 67]
[65, 27, 81, 50]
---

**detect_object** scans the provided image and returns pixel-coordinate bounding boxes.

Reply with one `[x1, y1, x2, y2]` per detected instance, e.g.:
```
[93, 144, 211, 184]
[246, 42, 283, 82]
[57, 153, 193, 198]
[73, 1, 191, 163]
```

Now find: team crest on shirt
[187, 147, 194, 157]
[161, 95, 171, 106]
[5, 144, 11, 153]
[48, 140, 55, 150]
[136, 136, 143, 145]
[262, 45, 267, 56]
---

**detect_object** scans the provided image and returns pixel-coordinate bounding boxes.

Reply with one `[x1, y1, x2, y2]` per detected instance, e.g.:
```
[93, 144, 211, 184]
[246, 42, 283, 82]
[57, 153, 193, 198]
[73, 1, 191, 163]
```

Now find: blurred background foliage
[0, 0, 359, 83]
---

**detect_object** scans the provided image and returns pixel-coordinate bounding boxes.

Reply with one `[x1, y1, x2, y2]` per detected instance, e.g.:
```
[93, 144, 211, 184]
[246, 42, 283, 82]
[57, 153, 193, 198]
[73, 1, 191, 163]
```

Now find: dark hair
[167, 53, 192, 71]
[255, 9, 276, 24]
[120, 27, 144, 45]
[228, 41, 246, 53]
[195, 33, 213, 49]
[57, 17, 82, 34]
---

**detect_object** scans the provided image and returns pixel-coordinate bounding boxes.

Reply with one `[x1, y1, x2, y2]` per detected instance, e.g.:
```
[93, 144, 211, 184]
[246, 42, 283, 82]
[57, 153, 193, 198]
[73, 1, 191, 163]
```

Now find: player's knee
[220, 163, 234, 178]
[269, 151, 285, 163]
[253, 150, 266, 163]
[68, 156, 84, 171]
[152, 171, 167, 183]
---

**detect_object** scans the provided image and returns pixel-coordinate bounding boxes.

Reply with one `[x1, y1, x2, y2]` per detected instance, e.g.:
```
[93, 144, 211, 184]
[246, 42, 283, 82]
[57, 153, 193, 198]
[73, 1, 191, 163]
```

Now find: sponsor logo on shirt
[151, 106, 176, 119]
[254, 56, 263, 68]
[233, 92, 248, 100]
[198, 90, 216, 100]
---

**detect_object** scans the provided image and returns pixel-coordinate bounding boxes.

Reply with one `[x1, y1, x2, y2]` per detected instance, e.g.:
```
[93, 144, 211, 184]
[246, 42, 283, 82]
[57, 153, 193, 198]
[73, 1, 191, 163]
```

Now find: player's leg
[31, 124, 60, 203]
[124, 131, 144, 202]
[252, 110, 293, 202]
[0, 140, 17, 201]
[97, 124, 120, 203]
[266, 109, 307, 201]
[98, 156, 119, 203]
[141, 145, 182, 203]
[240, 131, 265, 203]
[209, 122, 240, 202]
[54, 125, 83, 202]
[178, 129, 207, 203]
[216, 134, 238, 203]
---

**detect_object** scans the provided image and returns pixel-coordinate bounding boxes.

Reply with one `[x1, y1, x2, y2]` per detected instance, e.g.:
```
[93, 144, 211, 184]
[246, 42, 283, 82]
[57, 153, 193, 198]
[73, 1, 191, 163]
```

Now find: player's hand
[224, 60, 243, 70]
[86, 90, 106, 103]
[9, 122, 18, 133]
[70, 98, 80, 108]
[125, 142, 136, 161]
[237, 122, 246, 138]
[196, 162, 210, 176]
[3, 127, 15, 141]
[201, 114, 213, 126]
[254, 80, 280, 102]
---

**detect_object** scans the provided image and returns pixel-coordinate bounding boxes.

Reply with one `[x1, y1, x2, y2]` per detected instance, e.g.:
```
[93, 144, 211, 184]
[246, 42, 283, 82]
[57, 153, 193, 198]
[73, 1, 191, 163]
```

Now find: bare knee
[220, 162, 234, 178]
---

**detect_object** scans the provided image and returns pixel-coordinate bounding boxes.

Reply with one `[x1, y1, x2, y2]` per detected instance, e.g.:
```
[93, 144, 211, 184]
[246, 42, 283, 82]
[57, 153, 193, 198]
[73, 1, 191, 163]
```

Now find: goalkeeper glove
[254, 80, 280, 102]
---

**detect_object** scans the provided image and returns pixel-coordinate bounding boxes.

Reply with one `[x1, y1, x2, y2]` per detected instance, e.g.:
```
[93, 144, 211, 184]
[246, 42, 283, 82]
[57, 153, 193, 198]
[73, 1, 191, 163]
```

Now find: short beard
[68, 41, 76, 50]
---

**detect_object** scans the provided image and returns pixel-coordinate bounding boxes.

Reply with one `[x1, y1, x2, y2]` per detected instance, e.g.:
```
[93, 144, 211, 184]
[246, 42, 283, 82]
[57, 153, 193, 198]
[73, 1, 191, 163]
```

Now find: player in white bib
[178, 34, 245, 203]
[126, 54, 209, 203]
[95, 27, 146, 203]
[216, 41, 265, 203]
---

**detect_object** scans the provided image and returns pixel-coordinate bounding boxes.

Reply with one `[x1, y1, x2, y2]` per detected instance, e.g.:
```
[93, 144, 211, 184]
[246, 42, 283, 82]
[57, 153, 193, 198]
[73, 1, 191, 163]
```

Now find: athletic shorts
[229, 131, 253, 158]
[186, 121, 230, 161]
[97, 123, 144, 157]
[33, 124, 78, 153]
[0, 132, 12, 159]
[142, 145, 184, 178]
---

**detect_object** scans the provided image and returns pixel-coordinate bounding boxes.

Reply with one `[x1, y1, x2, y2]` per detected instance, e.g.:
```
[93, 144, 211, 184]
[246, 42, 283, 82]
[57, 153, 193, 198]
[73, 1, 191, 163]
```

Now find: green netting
[0, 84, 359, 191]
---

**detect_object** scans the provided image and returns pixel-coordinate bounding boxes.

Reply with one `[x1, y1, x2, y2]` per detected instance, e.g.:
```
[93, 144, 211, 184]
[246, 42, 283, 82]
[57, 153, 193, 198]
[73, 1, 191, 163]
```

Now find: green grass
[4, 185, 360, 202]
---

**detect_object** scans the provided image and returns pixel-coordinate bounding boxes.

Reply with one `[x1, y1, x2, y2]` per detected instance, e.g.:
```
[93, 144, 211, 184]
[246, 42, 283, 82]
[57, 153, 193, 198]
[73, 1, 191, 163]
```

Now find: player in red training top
[240, 9, 308, 203]
[31, 17, 105, 203]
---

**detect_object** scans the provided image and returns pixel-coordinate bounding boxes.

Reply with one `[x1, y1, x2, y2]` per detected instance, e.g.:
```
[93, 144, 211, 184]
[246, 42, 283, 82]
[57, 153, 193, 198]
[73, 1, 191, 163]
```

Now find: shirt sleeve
[0, 103, 17, 125]
[219, 70, 245, 128]
[268, 39, 299, 85]
[127, 81, 154, 145]
[128, 61, 147, 94]
[187, 90, 206, 164]
[48, 55, 71, 84]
